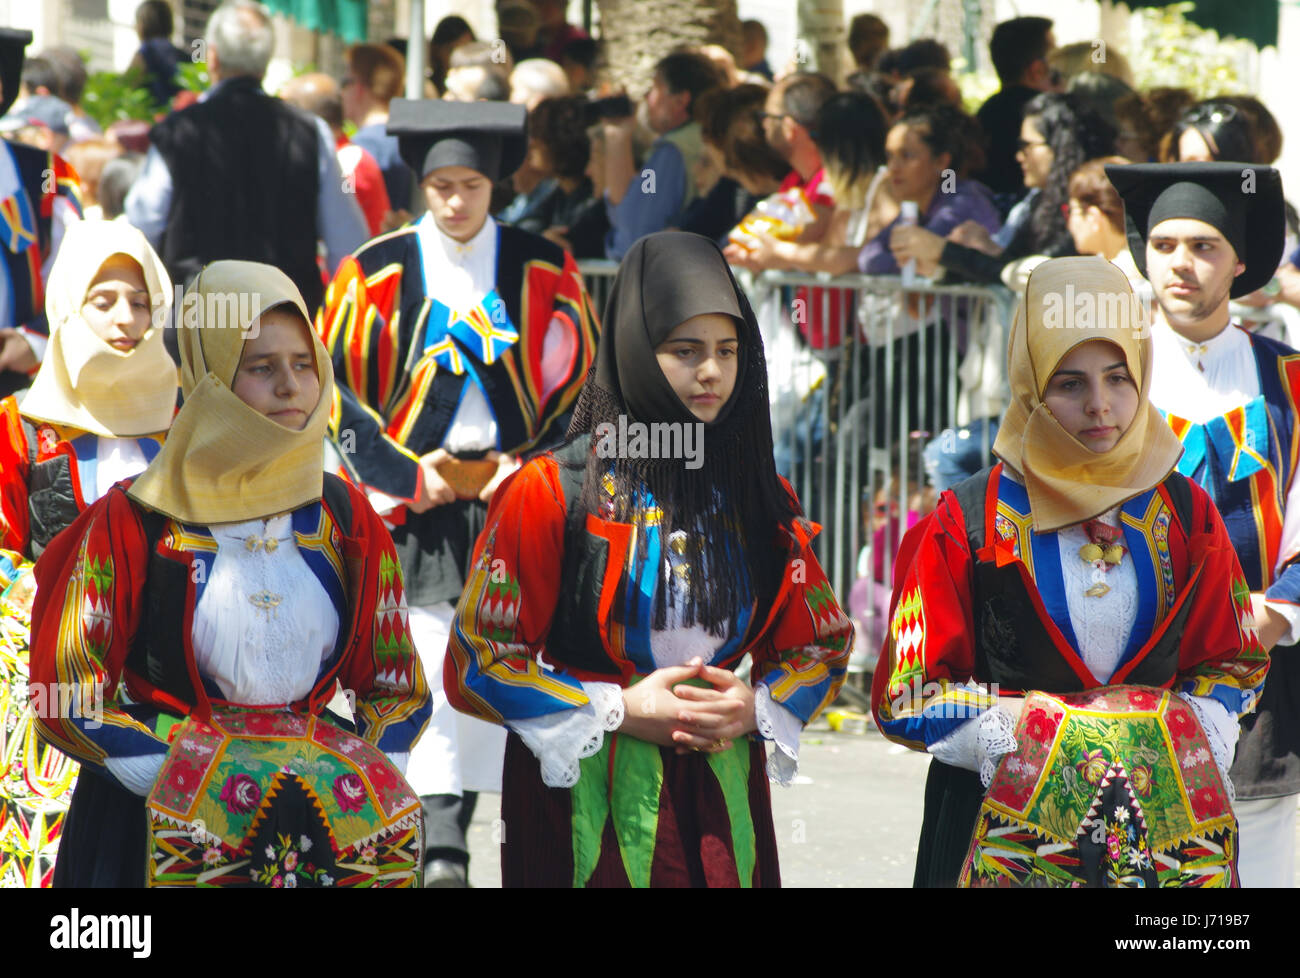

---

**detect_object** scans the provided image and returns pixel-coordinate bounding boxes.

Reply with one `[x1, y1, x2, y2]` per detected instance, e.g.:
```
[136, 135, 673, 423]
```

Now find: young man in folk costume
[1108, 160, 1299, 886]
[317, 98, 598, 886]
[0, 29, 83, 400]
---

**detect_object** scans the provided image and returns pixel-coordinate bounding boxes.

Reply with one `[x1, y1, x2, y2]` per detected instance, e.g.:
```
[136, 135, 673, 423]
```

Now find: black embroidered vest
[948, 467, 1198, 694]
[21, 419, 79, 560]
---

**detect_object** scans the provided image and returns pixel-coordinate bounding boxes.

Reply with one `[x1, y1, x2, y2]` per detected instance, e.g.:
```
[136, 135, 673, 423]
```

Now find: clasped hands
[407, 448, 517, 513]
[619, 657, 758, 755]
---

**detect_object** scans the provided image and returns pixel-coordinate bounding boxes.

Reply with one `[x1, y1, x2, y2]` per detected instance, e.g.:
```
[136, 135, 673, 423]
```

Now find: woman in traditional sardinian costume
[0, 221, 176, 887]
[29, 260, 431, 887]
[446, 231, 854, 887]
[873, 256, 1269, 888]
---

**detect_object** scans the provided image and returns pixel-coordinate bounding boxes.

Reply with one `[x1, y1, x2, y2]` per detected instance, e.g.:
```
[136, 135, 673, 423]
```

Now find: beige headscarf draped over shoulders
[128, 261, 335, 525]
[991, 256, 1184, 532]
[20, 221, 176, 437]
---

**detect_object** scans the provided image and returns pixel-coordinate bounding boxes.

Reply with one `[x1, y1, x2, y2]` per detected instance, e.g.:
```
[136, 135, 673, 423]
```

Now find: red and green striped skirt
[501, 730, 781, 887]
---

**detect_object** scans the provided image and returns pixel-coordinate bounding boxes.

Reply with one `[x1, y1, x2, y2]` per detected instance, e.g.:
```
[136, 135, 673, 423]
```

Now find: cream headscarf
[991, 256, 1184, 532]
[20, 222, 177, 437]
[128, 261, 334, 525]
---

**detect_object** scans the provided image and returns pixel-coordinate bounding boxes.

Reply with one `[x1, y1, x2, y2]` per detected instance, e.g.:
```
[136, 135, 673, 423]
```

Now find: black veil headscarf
[566, 231, 800, 634]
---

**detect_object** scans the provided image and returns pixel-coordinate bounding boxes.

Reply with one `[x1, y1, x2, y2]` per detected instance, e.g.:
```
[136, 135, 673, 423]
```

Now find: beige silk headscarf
[20, 222, 177, 437]
[128, 261, 334, 525]
[991, 256, 1184, 532]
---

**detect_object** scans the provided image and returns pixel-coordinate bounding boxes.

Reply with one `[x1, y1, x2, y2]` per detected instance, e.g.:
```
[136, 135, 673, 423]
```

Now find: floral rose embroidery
[166, 765, 192, 793]
[218, 773, 261, 815]
[332, 773, 367, 813]
[1024, 708, 1059, 744]
[1127, 690, 1159, 711]
[241, 712, 279, 735]
[1194, 785, 1223, 812]
[284, 851, 299, 872]
[1166, 706, 1198, 740]
[365, 760, 402, 794]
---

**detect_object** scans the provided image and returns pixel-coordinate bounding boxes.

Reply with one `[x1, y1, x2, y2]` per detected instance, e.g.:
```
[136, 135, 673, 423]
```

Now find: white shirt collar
[1149, 319, 1258, 422]
[415, 213, 498, 312]
[419, 213, 497, 267]
[1165, 317, 1247, 367]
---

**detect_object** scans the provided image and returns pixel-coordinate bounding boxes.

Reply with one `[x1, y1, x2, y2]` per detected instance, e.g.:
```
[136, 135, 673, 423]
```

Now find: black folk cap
[0, 29, 33, 118]
[1105, 160, 1285, 298]
[387, 98, 528, 183]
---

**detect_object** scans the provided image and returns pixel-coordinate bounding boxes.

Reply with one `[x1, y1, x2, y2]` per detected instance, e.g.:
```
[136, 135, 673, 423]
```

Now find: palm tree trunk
[595, 0, 740, 95]
[797, 0, 843, 82]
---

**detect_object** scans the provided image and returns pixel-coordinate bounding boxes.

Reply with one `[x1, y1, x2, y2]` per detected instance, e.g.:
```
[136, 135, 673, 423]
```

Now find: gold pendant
[1084, 582, 1111, 598]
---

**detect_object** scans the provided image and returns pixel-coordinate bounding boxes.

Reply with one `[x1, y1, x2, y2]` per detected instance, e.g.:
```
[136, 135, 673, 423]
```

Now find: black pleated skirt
[913, 758, 984, 888]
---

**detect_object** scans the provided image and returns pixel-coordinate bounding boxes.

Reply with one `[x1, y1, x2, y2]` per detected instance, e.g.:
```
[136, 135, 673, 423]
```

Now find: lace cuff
[105, 753, 167, 797]
[505, 681, 625, 788]
[976, 708, 1018, 787]
[754, 685, 802, 787]
[1181, 694, 1238, 803]
[928, 706, 1018, 787]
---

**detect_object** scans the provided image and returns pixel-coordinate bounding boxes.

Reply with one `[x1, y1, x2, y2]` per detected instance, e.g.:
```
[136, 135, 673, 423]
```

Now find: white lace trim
[505, 681, 625, 788]
[976, 707, 1019, 788]
[1057, 517, 1138, 683]
[1181, 694, 1238, 804]
[754, 684, 802, 786]
[927, 704, 1018, 785]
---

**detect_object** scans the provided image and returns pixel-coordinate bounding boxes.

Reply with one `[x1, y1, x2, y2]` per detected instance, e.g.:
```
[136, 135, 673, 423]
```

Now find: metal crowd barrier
[577, 259, 1013, 695]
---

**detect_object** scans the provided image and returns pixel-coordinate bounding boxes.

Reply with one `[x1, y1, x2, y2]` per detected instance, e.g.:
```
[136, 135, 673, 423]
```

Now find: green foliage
[1130, 2, 1248, 97]
[951, 56, 999, 116]
[951, 4, 1248, 110]
[80, 67, 167, 129]
[176, 60, 212, 94]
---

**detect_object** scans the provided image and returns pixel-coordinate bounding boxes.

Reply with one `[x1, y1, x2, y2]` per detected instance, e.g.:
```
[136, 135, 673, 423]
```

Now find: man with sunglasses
[1110, 160, 1300, 887]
